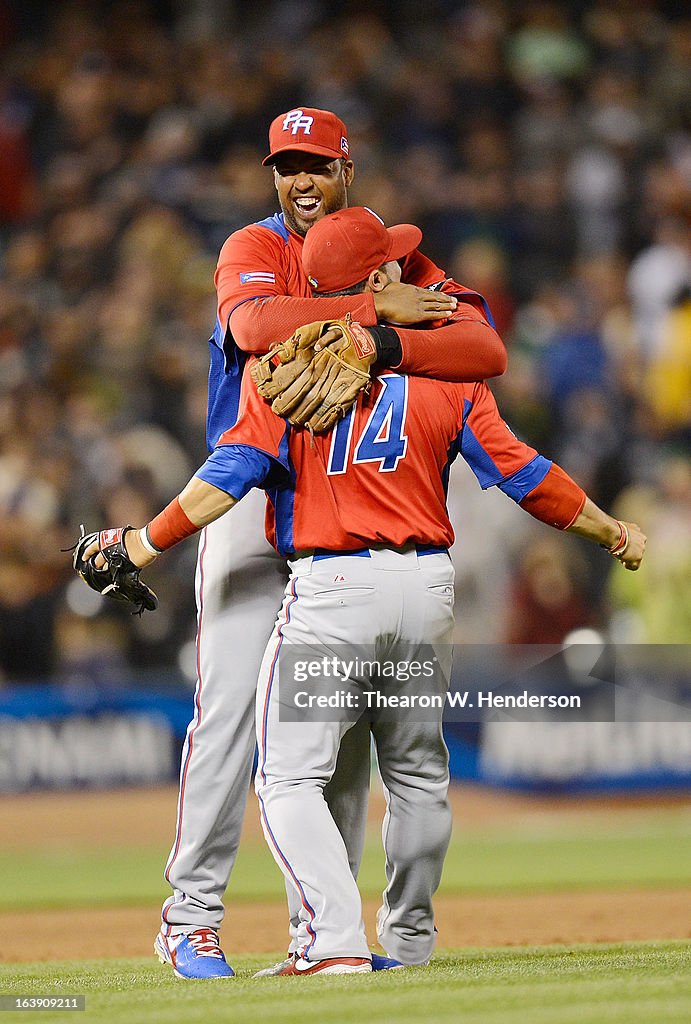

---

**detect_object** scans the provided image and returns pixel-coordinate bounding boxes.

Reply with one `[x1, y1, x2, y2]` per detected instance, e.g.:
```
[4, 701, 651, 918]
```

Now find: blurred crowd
[0, 0, 689, 684]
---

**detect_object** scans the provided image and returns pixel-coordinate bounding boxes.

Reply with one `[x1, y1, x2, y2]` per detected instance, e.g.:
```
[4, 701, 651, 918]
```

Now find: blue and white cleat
[370, 953, 405, 971]
[154, 928, 235, 979]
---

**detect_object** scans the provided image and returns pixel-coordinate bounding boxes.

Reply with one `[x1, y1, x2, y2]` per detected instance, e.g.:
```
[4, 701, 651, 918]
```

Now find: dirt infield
[2, 785, 690, 963]
[2, 890, 690, 964]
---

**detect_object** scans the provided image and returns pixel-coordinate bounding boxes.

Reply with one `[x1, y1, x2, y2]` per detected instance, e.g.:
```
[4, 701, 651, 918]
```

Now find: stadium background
[0, 0, 689, 994]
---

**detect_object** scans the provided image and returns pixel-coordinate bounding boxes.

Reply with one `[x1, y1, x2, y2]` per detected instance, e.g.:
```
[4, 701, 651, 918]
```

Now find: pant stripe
[257, 579, 318, 955]
[162, 527, 209, 928]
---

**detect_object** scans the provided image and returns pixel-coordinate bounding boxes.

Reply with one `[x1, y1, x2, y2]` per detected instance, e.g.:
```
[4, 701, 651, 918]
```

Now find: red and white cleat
[253, 953, 372, 977]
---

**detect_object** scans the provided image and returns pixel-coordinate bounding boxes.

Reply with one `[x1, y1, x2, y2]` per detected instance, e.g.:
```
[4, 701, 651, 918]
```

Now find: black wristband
[365, 325, 402, 368]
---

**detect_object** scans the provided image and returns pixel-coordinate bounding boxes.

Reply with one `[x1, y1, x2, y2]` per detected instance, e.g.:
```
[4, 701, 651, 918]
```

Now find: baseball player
[150, 106, 507, 977]
[77, 208, 645, 976]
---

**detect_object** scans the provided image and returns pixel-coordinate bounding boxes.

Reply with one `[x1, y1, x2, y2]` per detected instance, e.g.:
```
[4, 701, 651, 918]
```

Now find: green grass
[1, 816, 689, 910]
[1, 944, 689, 1024]
[4, 802, 687, 1022]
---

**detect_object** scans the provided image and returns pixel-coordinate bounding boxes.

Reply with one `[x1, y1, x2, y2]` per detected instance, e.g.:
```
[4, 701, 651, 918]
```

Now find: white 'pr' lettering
[282, 109, 314, 135]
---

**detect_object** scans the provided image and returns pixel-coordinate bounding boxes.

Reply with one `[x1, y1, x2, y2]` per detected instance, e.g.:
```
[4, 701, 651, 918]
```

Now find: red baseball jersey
[197, 364, 554, 557]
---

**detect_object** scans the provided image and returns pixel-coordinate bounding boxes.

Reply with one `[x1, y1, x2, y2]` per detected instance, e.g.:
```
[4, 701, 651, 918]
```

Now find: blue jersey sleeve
[195, 444, 286, 501]
[459, 384, 551, 498]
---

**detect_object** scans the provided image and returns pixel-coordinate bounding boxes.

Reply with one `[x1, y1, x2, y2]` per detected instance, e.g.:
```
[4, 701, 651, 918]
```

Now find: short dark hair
[319, 278, 369, 297]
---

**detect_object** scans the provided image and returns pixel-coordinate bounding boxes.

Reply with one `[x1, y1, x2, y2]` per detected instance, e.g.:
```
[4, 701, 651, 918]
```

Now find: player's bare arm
[82, 478, 237, 570]
[566, 498, 646, 571]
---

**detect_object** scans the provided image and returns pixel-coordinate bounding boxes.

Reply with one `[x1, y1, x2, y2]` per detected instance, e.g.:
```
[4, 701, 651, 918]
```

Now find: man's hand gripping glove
[72, 526, 158, 615]
[250, 316, 380, 433]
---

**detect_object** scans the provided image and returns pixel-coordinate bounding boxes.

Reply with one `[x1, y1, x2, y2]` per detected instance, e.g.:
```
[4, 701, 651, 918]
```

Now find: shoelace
[186, 929, 224, 959]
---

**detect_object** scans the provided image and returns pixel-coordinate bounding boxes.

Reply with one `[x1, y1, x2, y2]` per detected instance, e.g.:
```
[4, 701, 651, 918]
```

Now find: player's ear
[368, 266, 388, 292]
[342, 159, 355, 186]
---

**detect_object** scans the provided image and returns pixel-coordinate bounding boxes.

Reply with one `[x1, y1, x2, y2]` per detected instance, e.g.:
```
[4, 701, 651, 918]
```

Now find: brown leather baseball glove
[250, 316, 378, 433]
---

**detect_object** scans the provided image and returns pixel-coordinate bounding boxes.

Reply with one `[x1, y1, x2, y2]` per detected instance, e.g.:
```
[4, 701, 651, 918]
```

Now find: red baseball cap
[302, 207, 423, 293]
[263, 107, 350, 166]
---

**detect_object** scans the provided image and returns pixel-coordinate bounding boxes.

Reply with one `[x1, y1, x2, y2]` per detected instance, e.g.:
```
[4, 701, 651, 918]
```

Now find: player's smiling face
[273, 153, 354, 236]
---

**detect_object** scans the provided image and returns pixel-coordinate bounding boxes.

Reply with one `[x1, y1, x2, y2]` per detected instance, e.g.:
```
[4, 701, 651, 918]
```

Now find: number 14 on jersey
[327, 375, 409, 475]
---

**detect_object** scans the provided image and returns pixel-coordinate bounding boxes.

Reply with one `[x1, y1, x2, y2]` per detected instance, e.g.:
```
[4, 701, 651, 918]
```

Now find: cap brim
[262, 143, 346, 166]
[386, 224, 423, 261]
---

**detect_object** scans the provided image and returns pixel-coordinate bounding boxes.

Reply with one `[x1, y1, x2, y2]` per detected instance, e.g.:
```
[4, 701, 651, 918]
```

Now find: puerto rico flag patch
[240, 271, 276, 284]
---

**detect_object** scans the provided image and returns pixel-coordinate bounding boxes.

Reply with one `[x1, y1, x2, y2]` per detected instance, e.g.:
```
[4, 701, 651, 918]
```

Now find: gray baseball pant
[255, 547, 454, 965]
[159, 488, 371, 941]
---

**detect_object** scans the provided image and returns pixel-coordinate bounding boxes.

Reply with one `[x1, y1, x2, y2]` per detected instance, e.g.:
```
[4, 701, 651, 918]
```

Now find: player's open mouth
[293, 196, 322, 219]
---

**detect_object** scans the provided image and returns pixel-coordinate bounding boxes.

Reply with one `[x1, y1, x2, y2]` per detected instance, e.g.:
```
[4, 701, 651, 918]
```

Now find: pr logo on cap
[282, 109, 314, 135]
